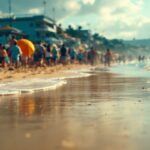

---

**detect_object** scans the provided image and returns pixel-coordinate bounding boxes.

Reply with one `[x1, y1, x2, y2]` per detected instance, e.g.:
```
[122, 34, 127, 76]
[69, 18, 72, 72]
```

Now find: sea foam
[0, 79, 67, 96]
[0, 68, 93, 96]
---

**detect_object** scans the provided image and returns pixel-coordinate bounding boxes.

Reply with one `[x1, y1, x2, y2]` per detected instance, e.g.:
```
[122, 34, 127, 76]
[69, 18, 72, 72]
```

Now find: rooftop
[0, 15, 55, 23]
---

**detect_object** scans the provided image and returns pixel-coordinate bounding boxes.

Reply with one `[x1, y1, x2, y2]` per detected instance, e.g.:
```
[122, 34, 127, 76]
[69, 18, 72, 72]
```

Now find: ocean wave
[0, 68, 94, 96]
[0, 79, 67, 96]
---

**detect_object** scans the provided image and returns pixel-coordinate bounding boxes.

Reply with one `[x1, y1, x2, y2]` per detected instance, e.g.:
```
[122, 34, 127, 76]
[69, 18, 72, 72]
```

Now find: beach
[0, 64, 95, 83]
[0, 0, 150, 149]
[0, 63, 150, 150]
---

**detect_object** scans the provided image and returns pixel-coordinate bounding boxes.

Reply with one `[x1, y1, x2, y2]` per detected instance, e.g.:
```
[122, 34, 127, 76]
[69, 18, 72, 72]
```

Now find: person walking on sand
[45, 44, 51, 66]
[9, 35, 17, 48]
[2, 46, 10, 67]
[35, 42, 46, 66]
[60, 44, 67, 65]
[105, 48, 112, 67]
[77, 49, 84, 64]
[11, 40, 22, 68]
[51, 44, 58, 65]
[68, 47, 76, 64]
[88, 47, 97, 65]
[0, 44, 4, 66]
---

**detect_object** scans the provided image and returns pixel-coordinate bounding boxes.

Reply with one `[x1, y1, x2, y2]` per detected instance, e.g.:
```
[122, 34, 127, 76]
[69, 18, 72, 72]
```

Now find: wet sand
[0, 70, 150, 150]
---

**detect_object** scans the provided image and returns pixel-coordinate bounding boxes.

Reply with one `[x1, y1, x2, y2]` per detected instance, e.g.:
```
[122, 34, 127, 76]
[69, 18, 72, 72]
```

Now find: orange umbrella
[17, 39, 35, 57]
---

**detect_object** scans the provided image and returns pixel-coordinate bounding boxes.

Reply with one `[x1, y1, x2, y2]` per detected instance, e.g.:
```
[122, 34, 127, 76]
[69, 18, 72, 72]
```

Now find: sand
[0, 64, 96, 83]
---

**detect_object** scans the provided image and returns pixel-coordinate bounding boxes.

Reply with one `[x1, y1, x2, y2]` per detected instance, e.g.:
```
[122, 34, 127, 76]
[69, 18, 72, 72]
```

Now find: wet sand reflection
[0, 72, 150, 150]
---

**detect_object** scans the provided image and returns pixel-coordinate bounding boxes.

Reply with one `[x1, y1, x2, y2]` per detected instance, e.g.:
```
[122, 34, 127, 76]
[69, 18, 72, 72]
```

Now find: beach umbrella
[0, 25, 23, 35]
[17, 39, 35, 57]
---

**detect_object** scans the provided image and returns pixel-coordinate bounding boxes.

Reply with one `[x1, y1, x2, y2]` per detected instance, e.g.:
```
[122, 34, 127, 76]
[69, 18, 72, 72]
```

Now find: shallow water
[0, 64, 150, 150]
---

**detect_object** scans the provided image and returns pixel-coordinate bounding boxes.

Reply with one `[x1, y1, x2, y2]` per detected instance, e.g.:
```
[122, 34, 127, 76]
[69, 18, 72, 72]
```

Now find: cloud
[81, 0, 95, 5]
[95, 0, 150, 39]
[57, 1, 81, 25]
[64, 1, 81, 12]
[0, 0, 149, 39]
[28, 8, 42, 15]
[0, 11, 7, 18]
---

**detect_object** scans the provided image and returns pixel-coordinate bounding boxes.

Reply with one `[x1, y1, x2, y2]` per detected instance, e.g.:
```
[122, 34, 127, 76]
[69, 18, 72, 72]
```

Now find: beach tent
[17, 39, 35, 57]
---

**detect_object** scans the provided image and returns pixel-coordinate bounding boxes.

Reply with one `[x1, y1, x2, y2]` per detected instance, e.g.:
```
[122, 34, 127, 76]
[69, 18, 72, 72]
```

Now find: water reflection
[0, 72, 150, 150]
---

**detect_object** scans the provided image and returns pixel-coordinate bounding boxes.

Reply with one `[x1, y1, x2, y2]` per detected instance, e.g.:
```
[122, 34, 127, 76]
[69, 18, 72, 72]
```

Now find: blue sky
[0, 0, 150, 40]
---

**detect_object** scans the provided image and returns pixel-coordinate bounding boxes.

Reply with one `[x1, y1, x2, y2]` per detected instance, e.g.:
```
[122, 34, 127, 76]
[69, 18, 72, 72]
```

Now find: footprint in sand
[31, 73, 36, 75]
[6, 75, 13, 79]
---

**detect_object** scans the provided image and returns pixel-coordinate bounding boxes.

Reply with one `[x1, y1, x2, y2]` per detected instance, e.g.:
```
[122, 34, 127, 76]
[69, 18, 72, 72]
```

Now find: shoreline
[0, 64, 97, 83]
[0, 64, 101, 96]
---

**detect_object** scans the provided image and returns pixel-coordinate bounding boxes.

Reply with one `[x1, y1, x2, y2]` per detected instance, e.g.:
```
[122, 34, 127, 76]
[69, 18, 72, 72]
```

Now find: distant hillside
[123, 39, 150, 47]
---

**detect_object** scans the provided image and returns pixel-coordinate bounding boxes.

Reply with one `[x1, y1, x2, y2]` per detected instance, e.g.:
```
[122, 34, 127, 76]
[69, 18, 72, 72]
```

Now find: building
[77, 29, 92, 42]
[66, 27, 93, 44]
[0, 15, 57, 42]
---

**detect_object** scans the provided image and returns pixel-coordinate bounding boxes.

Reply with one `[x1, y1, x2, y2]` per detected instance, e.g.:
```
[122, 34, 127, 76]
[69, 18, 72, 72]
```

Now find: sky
[0, 0, 150, 40]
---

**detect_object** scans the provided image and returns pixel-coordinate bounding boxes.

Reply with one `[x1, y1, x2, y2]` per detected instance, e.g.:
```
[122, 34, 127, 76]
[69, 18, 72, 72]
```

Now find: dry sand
[0, 64, 95, 83]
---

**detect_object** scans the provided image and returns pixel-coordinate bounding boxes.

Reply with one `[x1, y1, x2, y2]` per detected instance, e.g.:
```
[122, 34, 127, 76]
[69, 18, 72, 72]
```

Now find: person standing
[105, 48, 112, 67]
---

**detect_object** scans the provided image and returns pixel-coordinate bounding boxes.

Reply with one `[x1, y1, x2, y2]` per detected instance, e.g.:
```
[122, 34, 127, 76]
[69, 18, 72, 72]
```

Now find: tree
[57, 24, 63, 34]
[78, 25, 82, 30]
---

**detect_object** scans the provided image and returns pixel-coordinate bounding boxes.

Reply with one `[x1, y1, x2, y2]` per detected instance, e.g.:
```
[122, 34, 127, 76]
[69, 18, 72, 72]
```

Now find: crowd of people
[0, 37, 113, 69]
